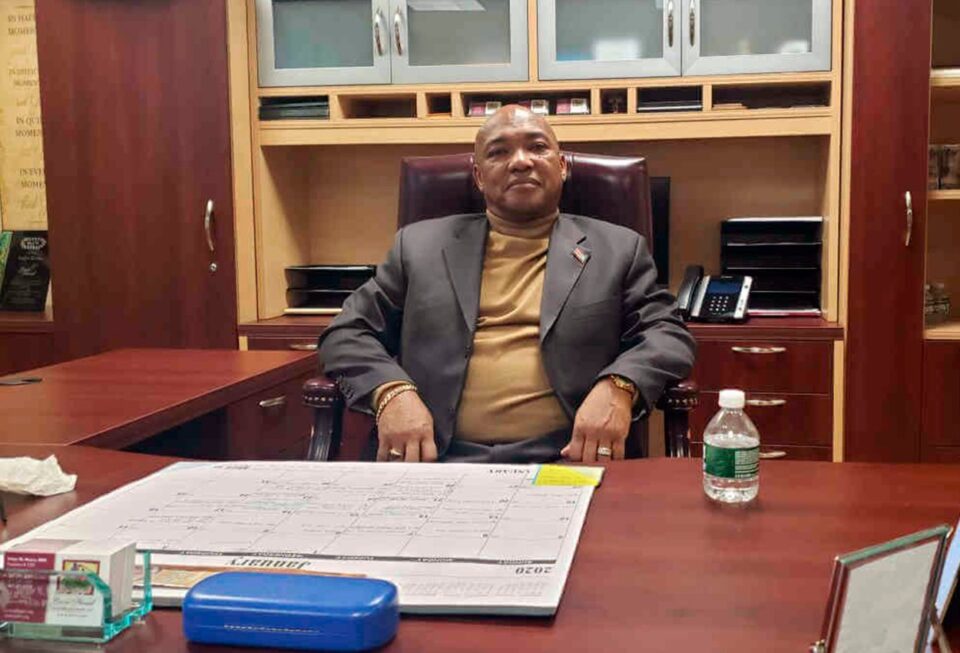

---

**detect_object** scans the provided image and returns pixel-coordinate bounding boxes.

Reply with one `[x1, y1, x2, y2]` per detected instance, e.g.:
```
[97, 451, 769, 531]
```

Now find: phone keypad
[708, 295, 733, 315]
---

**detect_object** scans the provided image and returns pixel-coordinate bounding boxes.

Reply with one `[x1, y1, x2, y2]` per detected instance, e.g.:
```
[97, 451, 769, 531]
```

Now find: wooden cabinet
[35, 0, 239, 361]
[845, 0, 960, 462]
[687, 322, 838, 460]
[0, 312, 57, 375]
[255, 0, 528, 86]
[224, 372, 315, 459]
[921, 341, 960, 462]
[538, 0, 832, 81]
[843, 0, 931, 462]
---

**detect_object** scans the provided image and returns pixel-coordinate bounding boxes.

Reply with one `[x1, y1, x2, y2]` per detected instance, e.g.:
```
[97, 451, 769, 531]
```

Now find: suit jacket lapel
[541, 215, 589, 342]
[442, 216, 488, 334]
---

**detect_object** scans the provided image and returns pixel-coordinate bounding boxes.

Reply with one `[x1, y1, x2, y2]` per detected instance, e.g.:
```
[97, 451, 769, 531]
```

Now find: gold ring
[597, 446, 613, 458]
[388, 448, 403, 460]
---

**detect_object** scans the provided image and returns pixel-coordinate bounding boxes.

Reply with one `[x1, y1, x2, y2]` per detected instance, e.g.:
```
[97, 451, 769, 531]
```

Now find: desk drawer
[225, 372, 313, 460]
[690, 442, 832, 461]
[691, 340, 832, 393]
[690, 392, 832, 447]
[247, 337, 319, 353]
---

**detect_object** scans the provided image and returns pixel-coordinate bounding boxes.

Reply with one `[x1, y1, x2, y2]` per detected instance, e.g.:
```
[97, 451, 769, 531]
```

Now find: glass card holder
[0, 551, 152, 644]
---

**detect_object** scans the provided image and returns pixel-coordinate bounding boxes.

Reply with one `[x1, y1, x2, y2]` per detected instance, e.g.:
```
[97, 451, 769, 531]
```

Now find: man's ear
[559, 152, 568, 182]
[472, 163, 484, 192]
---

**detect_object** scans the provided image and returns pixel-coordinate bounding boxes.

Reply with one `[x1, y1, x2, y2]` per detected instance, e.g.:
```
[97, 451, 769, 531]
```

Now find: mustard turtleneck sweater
[454, 211, 571, 443]
[373, 211, 571, 444]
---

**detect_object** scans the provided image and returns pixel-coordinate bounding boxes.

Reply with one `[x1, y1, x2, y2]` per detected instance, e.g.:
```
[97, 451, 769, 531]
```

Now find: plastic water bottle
[702, 389, 760, 503]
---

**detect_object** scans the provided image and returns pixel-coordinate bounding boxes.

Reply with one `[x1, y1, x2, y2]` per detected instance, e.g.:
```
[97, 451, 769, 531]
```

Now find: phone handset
[677, 265, 704, 320]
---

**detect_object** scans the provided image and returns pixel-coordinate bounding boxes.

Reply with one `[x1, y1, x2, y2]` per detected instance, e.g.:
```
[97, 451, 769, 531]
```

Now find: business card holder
[0, 550, 153, 643]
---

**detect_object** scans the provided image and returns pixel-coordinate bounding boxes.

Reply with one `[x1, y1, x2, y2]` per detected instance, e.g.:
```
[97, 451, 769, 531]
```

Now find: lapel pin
[572, 246, 589, 266]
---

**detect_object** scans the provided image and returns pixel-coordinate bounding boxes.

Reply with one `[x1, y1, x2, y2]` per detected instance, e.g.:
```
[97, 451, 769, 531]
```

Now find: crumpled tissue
[0, 455, 77, 496]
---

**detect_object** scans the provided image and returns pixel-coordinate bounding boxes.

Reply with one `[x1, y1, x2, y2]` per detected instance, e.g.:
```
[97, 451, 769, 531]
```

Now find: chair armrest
[303, 375, 341, 409]
[656, 380, 699, 458]
[303, 375, 344, 460]
[656, 380, 699, 412]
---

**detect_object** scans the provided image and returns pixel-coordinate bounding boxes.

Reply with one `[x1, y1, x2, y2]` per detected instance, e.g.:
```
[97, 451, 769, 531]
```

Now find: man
[319, 105, 695, 464]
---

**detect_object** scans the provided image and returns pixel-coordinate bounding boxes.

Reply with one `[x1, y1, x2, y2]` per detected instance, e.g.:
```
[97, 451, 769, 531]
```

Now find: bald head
[472, 104, 567, 225]
[474, 105, 559, 159]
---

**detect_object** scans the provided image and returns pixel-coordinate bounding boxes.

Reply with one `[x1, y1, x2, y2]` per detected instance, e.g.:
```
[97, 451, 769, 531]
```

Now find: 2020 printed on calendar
[0, 462, 601, 615]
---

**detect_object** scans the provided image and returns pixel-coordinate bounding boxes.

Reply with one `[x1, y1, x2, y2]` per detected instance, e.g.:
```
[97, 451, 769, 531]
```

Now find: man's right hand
[375, 391, 438, 462]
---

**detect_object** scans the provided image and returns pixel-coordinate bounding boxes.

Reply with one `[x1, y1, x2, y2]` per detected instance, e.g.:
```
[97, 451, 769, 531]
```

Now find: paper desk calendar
[0, 462, 603, 616]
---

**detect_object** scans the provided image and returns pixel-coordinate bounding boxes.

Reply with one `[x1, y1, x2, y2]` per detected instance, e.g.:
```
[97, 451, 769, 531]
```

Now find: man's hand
[561, 378, 632, 462]
[376, 391, 438, 462]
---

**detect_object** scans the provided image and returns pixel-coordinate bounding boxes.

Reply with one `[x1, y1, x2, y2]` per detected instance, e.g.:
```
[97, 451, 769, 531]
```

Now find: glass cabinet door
[389, 0, 528, 84]
[683, 0, 832, 76]
[256, 0, 391, 86]
[538, 0, 682, 80]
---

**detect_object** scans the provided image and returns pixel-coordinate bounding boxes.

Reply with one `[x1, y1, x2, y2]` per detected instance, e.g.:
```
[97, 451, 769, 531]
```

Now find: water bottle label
[704, 444, 759, 479]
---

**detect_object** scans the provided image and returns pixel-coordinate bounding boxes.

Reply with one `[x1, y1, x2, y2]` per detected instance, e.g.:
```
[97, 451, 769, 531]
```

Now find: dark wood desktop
[0, 349, 318, 458]
[1, 444, 956, 652]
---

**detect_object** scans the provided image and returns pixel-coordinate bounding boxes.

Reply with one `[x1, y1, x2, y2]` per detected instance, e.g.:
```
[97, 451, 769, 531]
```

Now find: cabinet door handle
[689, 0, 696, 47]
[759, 450, 787, 459]
[730, 346, 787, 355]
[746, 398, 787, 407]
[288, 343, 318, 351]
[904, 190, 913, 247]
[667, 0, 674, 48]
[203, 199, 215, 253]
[373, 10, 385, 57]
[394, 8, 404, 56]
[259, 396, 287, 409]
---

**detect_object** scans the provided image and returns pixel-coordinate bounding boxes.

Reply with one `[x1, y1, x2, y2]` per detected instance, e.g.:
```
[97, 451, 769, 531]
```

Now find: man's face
[473, 108, 567, 223]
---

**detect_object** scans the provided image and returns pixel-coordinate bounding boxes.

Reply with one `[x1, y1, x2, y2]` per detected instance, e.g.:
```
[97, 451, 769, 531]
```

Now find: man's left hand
[561, 378, 633, 462]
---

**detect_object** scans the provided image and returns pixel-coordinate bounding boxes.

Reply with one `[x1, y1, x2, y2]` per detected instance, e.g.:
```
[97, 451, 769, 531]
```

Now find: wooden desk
[1, 446, 957, 652]
[0, 349, 317, 457]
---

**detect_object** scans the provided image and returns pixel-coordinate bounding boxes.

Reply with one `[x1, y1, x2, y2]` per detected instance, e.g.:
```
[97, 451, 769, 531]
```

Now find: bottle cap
[719, 389, 745, 409]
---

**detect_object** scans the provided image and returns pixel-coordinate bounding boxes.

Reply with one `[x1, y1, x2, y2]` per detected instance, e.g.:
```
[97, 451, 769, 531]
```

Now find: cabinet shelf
[931, 68, 960, 87]
[259, 111, 833, 146]
[0, 308, 54, 334]
[931, 69, 960, 101]
[929, 189, 960, 201]
[925, 319, 960, 340]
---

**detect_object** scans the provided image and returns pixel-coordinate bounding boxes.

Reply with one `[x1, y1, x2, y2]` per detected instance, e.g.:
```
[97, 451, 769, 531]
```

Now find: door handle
[667, 0, 674, 48]
[203, 199, 215, 253]
[394, 8, 404, 56]
[259, 396, 287, 409]
[759, 450, 787, 459]
[904, 191, 913, 247]
[288, 343, 318, 351]
[689, 0, 696, 47]
[746, 398, 787, 408]
[730, 346, 787, 355]
[374, 9, 385, 57]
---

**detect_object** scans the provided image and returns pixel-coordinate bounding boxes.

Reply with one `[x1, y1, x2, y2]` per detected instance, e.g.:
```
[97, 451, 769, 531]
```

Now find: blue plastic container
[182, 572, 399, 651]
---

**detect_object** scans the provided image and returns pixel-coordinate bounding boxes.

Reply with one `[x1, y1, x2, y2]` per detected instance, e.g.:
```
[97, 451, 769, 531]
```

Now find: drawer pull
[731, 346, 787, 355]
[759, 451, 787, 460]
[746, 398, 787, 408]
[288, 343, 318, 351]
[259, 396, 287, 409]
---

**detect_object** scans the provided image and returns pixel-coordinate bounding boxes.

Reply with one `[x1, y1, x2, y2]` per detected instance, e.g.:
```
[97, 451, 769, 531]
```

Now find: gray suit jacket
[318, 213, 696, 457]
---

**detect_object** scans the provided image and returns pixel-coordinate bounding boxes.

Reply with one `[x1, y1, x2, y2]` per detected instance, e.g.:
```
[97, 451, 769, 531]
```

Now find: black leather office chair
[304, 151, 698, 461]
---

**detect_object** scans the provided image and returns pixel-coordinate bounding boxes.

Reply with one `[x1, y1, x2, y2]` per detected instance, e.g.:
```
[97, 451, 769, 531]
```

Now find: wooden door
[844, 0, 932, 461]
[36, 0, 238, 360]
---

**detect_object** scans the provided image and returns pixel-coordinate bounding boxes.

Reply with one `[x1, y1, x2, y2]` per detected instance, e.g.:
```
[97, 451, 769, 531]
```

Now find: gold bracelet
[608, 375, 639, 404]
[375, 383, 418, 423]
